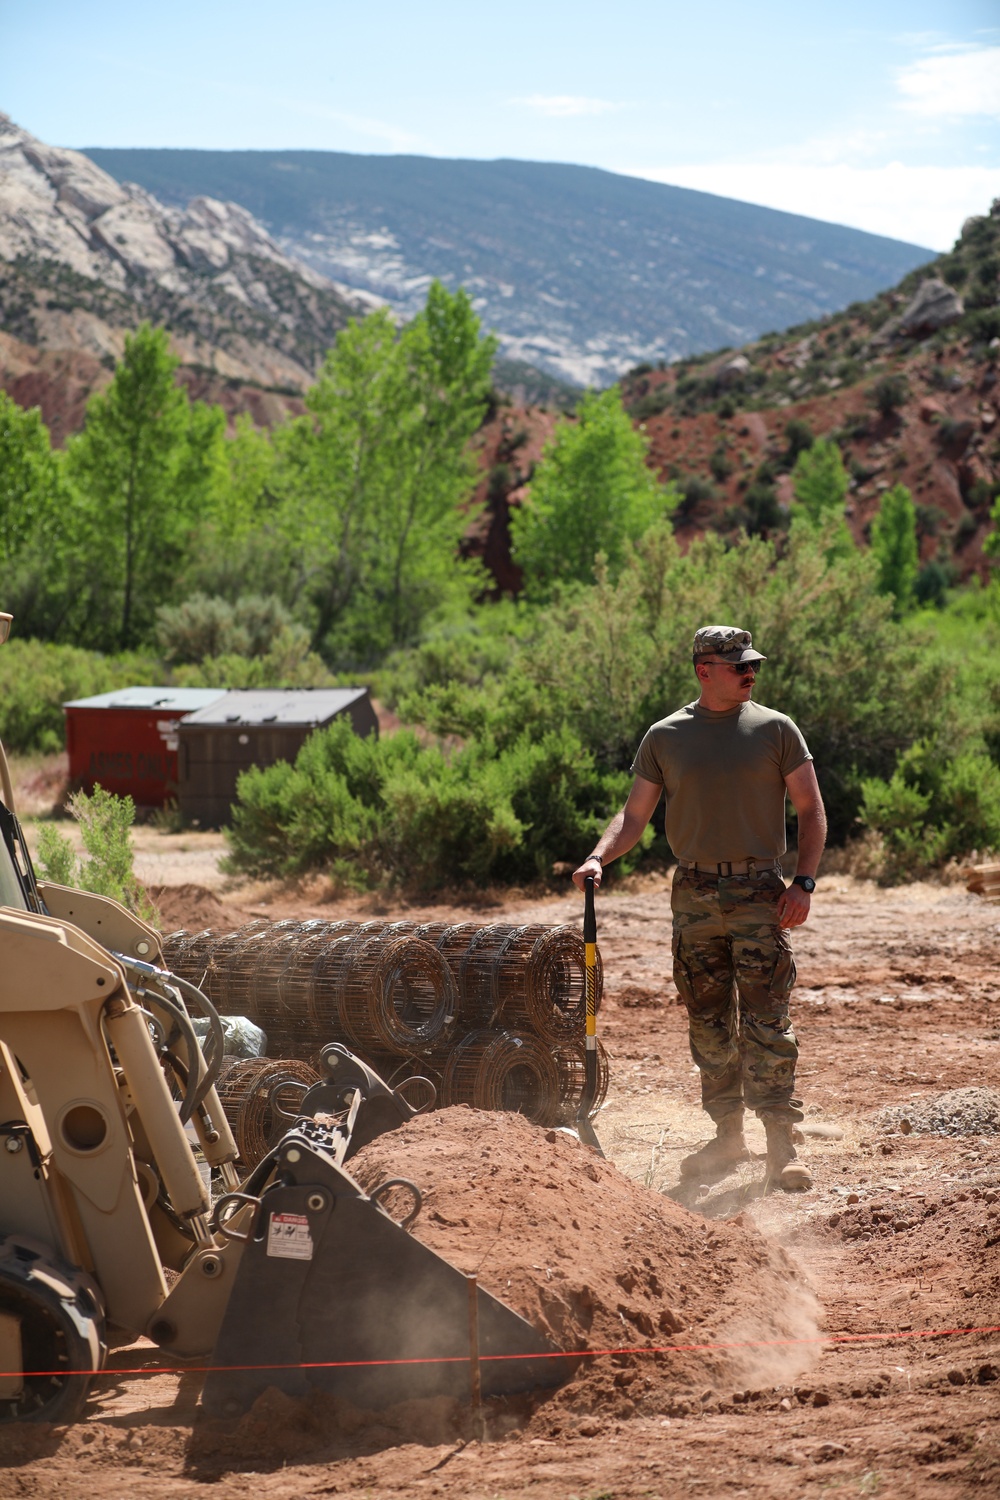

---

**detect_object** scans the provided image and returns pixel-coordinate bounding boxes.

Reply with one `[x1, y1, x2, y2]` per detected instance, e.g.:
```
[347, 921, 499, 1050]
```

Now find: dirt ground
[2, 865, 999, 1499]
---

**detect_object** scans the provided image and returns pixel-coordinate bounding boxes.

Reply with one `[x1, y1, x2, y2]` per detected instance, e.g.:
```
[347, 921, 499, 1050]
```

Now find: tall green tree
[176, 413, 293, 605]
[870, 482, 919, 615]
[0, 392, 73, 636]
[791, 437, 849, 521]
[510, 387, 676, 599]
[273, 282, 496, 661]
[0, 392, 60, 564]
[790, 436, 853, 558]
[64, 324, 226, 649]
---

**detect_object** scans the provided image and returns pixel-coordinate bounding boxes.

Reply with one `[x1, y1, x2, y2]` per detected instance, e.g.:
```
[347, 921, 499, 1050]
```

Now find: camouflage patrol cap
[691, 625, 766, 663]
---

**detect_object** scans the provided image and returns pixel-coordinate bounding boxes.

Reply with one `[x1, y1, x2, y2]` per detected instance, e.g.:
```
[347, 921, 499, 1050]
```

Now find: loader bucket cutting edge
[201, 1131, 577, 1417]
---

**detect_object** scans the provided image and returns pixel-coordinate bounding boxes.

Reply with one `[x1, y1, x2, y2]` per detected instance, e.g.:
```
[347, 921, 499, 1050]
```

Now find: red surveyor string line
[4, 1321, 1000, 1383]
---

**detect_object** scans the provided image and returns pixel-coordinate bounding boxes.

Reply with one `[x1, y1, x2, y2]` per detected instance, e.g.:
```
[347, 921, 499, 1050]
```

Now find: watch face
[797, 876, 816, 893]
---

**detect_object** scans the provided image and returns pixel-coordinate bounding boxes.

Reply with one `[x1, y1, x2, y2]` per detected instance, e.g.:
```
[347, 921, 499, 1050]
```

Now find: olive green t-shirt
[630, 700, 811, 864]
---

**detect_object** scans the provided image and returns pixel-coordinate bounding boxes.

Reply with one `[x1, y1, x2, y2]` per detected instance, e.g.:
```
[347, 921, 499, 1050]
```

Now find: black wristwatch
[792, 875, 816, 893]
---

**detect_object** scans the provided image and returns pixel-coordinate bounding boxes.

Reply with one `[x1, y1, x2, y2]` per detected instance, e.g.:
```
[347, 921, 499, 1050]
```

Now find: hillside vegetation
[621, 202, 1000, 590]
[2, 198, 999, 890]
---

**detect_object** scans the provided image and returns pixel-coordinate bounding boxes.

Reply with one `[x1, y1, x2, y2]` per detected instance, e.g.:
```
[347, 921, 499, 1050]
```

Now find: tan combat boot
[679, 1111, 751, 1182]
[762, 1113, 813, 1191]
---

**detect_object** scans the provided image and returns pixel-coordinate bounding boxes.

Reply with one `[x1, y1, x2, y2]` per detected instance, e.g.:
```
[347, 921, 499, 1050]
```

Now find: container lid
[63, 687, 227, 712]
[177, 688, 370, 728]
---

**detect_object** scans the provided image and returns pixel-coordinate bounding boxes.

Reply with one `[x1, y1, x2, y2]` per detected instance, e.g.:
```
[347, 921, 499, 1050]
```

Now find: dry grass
[5, 750, 70, 818]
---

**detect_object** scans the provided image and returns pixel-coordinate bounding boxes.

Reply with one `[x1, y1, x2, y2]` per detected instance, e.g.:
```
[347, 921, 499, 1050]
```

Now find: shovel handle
[584, 873, 597, 944]
[578, 875, 605, 1155]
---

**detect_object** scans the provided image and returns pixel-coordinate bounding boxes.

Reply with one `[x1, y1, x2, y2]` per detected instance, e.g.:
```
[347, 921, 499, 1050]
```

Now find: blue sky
[2, 1, 998, 249]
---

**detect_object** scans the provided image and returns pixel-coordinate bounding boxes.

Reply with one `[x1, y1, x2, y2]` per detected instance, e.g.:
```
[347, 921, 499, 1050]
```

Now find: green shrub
[860, 738, 1000, 881]
[224, 717, 632, 891]
[914, 558, 957, 608]
[399, 523, 948, 848]
[172, 643, 334, 690]
[741, 482, 787, 537]
[35, 823, 77, 886]
[709, 445, 733, 482]
[0, 639, 159, 754]
[671, 474, 714, 525]
[871, 374, 910, 418]
[783, 418, 814, 465]
[156, 592, 307, 663]
[36, 786, 157, 921]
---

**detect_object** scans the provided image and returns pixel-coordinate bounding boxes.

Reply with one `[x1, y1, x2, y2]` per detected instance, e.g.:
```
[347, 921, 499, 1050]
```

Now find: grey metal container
[177, 687, 378, 827]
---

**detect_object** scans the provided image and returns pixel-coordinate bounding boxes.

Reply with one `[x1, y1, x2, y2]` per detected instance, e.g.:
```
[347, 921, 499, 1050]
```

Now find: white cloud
[624, 162, 1000, 251]
[510, 95, 620, 118]
[896, 44, 1000, 118]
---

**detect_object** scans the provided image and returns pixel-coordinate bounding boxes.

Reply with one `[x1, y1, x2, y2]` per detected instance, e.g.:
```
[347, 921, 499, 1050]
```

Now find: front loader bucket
[201, 1129, 576, 1417]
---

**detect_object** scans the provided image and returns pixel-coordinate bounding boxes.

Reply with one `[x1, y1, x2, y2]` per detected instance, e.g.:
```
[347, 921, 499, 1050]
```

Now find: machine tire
[0, 1237, 106, 1423]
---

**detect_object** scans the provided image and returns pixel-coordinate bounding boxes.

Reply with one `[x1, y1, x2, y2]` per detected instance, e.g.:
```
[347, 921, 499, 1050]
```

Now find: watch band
[792, 875, 816, 892]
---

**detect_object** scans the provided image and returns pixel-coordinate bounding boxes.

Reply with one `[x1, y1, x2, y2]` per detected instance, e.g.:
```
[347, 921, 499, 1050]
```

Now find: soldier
[573, 625, 826, 1191]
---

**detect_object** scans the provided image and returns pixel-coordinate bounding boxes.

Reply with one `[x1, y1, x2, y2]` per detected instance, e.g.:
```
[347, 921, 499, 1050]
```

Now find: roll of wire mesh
[434, 923, 482, 1005]
[163, 928, 217, 989]
[523, 926, 603, 1042]
[250, 929, 329, 1056]
[457, 924, 518, 1026]
[264, 921, 371, 1051]
[338, 935, 456, 1057]
[214, 1056, 321, 1168]
[310, 923, 387, 1031]
[414, 921, 450, 945]
[278, 931, 338, 1019]
[551, 1039, 611, 1124]
[487, 923, 551, 1026]
[441, 1028, 560, 1124]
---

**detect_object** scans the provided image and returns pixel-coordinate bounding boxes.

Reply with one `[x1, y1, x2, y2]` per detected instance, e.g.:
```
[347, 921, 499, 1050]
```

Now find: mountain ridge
[84, 146, 932, 386]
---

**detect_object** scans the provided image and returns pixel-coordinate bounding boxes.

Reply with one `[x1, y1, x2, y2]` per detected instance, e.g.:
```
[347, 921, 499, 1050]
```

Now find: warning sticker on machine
[266, 1211, 313, 1260]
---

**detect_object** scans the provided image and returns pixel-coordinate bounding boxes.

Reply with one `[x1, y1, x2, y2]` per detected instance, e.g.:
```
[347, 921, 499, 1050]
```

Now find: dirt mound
[348, 1106, 819, 1415]
[149, 884, 241, 937]
[876, 1087, 1000, 1137]
[178, 1108, 820, 1474]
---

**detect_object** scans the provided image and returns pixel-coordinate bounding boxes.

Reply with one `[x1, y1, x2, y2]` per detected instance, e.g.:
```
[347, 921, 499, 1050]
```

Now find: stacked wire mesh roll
[215, 1056, 321, 1167]
[163, 916, 607, 1134]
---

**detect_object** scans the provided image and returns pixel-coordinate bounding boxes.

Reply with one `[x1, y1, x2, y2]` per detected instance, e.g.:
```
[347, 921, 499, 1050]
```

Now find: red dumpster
[63, 687, 225, 807]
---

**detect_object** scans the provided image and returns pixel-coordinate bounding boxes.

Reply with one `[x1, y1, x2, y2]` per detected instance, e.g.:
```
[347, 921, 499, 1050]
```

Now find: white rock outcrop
[0, 113, 332, 300]
[896, 277, 964, 336]
[716, 353, 751, 387]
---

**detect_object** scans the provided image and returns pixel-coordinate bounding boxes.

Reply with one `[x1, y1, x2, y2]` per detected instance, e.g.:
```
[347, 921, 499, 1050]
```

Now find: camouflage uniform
[671, 866, 803, 1122]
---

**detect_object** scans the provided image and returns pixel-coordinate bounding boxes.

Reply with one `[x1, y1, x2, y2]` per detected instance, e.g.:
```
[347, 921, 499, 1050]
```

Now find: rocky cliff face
[0, 115, 367, 391]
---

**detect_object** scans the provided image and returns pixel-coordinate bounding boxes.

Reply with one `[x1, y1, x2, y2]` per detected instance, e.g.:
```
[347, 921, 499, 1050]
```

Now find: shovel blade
[574, 1114, 605, 1157]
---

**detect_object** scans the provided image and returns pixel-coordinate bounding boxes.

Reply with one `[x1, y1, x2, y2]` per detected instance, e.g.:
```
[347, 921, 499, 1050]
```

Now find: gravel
[876, 1087, 1000, 1137]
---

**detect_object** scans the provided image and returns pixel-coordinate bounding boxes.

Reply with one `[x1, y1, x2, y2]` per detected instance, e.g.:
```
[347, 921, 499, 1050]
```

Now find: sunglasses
[702, 660, 761, 675]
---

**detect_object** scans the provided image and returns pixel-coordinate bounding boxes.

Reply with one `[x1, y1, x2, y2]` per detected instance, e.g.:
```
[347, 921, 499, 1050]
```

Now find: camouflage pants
[670, 867, 803, 1122]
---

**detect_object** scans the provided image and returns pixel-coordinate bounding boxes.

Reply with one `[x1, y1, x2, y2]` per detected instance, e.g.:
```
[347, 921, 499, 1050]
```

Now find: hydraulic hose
[114, 954, 225, 1119]
[144, 991, 204, 1125]
[168, 971, 225, 1101]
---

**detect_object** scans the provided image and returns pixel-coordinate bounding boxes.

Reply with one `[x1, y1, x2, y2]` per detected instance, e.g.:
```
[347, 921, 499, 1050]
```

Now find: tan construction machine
[0, 612, 571, 1422]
